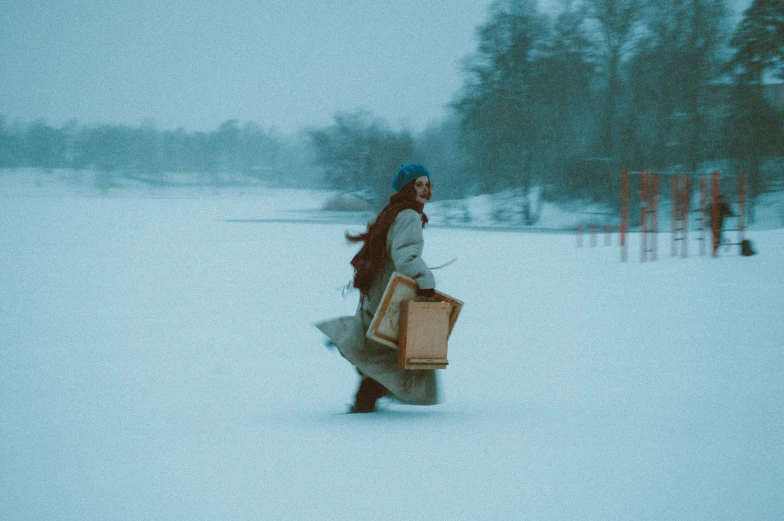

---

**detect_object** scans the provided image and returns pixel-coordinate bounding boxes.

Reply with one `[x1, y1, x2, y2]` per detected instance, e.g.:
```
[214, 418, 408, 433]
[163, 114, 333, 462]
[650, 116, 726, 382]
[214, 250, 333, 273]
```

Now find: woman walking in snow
[316, 164, 439, 413]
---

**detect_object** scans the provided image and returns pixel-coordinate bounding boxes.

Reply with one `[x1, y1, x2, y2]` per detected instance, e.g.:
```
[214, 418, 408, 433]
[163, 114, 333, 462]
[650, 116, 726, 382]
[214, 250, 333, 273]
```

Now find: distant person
[316, 164, 439, 413]
[710, 193, 735, 255]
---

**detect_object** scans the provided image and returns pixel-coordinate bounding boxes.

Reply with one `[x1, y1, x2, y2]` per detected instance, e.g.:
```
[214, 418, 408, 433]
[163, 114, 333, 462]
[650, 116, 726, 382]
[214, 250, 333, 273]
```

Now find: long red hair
[346, 180, 430, 295]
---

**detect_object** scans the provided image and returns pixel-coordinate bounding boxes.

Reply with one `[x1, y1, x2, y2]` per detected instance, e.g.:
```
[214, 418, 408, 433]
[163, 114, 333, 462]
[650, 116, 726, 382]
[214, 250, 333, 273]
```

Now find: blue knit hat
[392, 163, 430, 192]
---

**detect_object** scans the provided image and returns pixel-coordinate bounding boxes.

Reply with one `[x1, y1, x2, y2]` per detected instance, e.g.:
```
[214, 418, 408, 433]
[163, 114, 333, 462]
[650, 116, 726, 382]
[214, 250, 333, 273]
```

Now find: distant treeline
[0, 118, 321, 188]
[2, 0, 783, 218]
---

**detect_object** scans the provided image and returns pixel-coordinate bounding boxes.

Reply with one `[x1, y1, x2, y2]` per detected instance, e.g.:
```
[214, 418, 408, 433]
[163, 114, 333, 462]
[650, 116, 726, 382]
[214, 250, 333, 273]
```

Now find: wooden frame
[366, 272, 463, 350]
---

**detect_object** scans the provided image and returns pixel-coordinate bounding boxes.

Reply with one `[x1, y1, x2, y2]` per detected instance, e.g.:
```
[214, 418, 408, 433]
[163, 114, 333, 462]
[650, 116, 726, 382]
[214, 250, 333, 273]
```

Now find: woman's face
[413, 176, 431, 204]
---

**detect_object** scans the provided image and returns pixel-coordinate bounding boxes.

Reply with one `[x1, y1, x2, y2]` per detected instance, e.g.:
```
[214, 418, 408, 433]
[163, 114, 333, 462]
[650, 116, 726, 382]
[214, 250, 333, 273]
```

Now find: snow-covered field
[1, 171, 783, 520]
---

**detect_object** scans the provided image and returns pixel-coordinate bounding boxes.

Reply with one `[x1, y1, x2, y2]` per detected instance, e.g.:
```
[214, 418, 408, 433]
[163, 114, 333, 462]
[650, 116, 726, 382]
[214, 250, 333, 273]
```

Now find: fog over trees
[2, 0, 782, 218]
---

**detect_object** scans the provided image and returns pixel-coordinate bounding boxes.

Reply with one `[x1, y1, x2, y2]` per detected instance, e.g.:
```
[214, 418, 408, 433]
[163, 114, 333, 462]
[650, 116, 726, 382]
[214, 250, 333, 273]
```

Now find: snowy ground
[1, 171, 783, 520]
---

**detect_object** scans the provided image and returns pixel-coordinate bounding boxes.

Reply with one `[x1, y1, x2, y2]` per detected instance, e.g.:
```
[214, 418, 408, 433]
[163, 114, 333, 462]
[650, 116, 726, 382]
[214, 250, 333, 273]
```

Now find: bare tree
[726, 0, 784, 214]
[625, 0, 727, 170]
[587, 0, 641, 160]
[308, 111, 415, 207]
[453, 0, 549, 222]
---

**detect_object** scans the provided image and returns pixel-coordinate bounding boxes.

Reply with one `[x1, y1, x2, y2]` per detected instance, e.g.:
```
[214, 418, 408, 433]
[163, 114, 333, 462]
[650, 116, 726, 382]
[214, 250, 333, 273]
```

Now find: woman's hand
[414, 287, 439, 302]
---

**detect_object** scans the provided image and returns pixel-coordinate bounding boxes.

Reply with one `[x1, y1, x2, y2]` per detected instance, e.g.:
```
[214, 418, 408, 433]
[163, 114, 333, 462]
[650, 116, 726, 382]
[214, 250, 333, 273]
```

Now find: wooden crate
[398, 300, 451, 370]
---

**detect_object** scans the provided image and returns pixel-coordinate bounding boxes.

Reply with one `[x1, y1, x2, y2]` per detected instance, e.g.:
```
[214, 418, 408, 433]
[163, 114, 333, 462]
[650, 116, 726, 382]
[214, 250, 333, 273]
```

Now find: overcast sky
[1, 0, 752, 135]
[1, 0, 506, 134]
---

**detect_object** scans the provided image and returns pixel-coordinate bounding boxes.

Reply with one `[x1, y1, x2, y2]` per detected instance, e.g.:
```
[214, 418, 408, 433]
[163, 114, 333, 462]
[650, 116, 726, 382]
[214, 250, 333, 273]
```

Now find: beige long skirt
[315, 313, 440, 406]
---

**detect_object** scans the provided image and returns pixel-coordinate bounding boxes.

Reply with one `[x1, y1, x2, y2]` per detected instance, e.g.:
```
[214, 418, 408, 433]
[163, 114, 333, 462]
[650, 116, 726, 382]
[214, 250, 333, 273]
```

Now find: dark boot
[350, 377, 388, 413]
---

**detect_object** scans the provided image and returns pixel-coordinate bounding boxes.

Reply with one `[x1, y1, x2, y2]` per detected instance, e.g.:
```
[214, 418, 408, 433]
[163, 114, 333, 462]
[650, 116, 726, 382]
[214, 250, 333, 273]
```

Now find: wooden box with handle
[398, 300, 452, 370]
